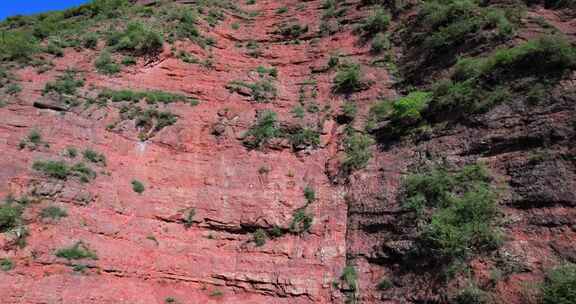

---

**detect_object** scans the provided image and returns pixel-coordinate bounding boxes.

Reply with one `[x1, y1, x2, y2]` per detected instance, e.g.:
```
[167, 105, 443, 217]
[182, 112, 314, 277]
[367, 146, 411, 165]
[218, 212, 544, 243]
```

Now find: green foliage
[99, 89, 191, 104]
[341, 265, 358, 291]
[121, 56, 136, 66]
[453, 285, 488, 304]
[0, 31, 38, 62]
[83, 33, 99, 49]
[276, 7, 289, 14]
[82, 149, 106, 166]
[290, 208, 313, 234]
[227, 80, 277, 102]
[209, 289, 224, 297]
[0, 258, 14, 271]
[472, 35, 576, 79]
[253, 228, 267, 246]
[64, 147, 78, 158]
[390, 91, 432, 124]
[255, 66, 278, 78]
[332, 63, 363, 94]
[32, 160, 69, 180]
[340, 102, 357, 122]
[359, 8, 390, 36]
[428, 35, 575, 117]
[32, 160, 96, 182]
[0, 204, 23, 233]
[404, 164, 500, 262]
[183, 208, 195, 229]
[19, 129, 46, 151]
[55, 241, 98, 260]
[304, 185, 316, 204]
[288, 128, 320, 149]
[276, 23, 309, 39]
[40, 206, 68, 220]
[108, 22, 163, 55]
[6, 83, 21, 95]
[131, 180, 145, 194]
[542, 263, 576, 304]
[291, 105, 305, 119]
[377, 278, 393, 290]
[43, 70, 85, 95]
[371, 33, 389, 54]
[341, 131, 374, 174]
[416, 0, 515, 53]
[243, 111, 279, 149]
[95, 51, 120, 75]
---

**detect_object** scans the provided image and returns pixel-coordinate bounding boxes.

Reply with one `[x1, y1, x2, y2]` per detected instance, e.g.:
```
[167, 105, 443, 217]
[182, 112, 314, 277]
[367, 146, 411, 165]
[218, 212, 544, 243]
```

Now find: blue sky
[0, 1, 89, 21]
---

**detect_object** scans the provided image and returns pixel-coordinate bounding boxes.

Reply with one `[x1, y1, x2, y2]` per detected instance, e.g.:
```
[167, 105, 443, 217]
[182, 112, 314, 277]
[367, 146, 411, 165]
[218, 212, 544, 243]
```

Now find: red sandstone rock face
[0, 1, 391, 303]
[1, 1, 576, 304]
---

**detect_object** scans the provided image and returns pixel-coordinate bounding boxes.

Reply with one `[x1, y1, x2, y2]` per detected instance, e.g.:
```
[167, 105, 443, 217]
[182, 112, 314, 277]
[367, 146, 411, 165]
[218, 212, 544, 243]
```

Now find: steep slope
[0, 0, 575, 304]
[0, 0, 391, 303]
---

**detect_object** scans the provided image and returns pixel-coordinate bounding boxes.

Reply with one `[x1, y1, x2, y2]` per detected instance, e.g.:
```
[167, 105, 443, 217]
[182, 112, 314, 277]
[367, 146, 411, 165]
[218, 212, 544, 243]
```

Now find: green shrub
[276, 23, 309, 39]
[65, 147, 78, 158]
[478, 35, 576, 79]
[121, 56, 136, 66]
[242, 111, 280, 149]
[253, 228, 267, 246]
[32, 160, 70, 180]
[377, 278, 393, 290]
[83, 33, 99, 49]
[255, 66, 278, 78]
[6, 83, 21, 95]
[82, 149, 106, 166]
[131, 180, 145, 194]
[359, 8, 390, 36]
[542, 263, 576, 304]
[289, 208, 313, 233]
[288, 128, 320, 148]
[340, 265, 358, 290]
[0, 258, 14, 271]
[32, 160, 96, 182]
[209, 289, 223, 297]
[109, 22, 163, 55]
[40, 206, 68, 220]
[453, 285, 488, 304]
[99, 89, 190, 104]
[276, 7, 288, 14]
[340, 102, 357, 122]
[0, 204, 23, 232]
[332, 63, 363, 93]
[0, 31, 38, 62]
[183, 208, 195, 229]
[404, 164, 500, 262]
[55, 242, 98, 260]
[43, 70, 85, 95]
[371, 33, 389, 54]
[95, 51, 120, 75]
[291, 105, 305, 119]
[304, 185, 316, 203]
[390, 91, 432, 124]
[341, 131, 374, 174]
[227, 80, 277, 102]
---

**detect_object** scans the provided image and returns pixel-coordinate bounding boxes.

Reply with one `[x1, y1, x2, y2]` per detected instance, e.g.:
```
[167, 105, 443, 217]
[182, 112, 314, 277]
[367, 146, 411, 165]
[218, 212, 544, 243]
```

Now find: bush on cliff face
[403, 164, 500, 263]
[341, 130, 374, 175]
[0, 204, 23, 233]
[358, 8, 390, 37]
[542, 263, 576, 304]
[332, 63, 364, 94]
[108, 22, 163, 56]
[55, 241, 98, 260]
[242, 111, 280, 150]
[0, 31, 38, 62]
